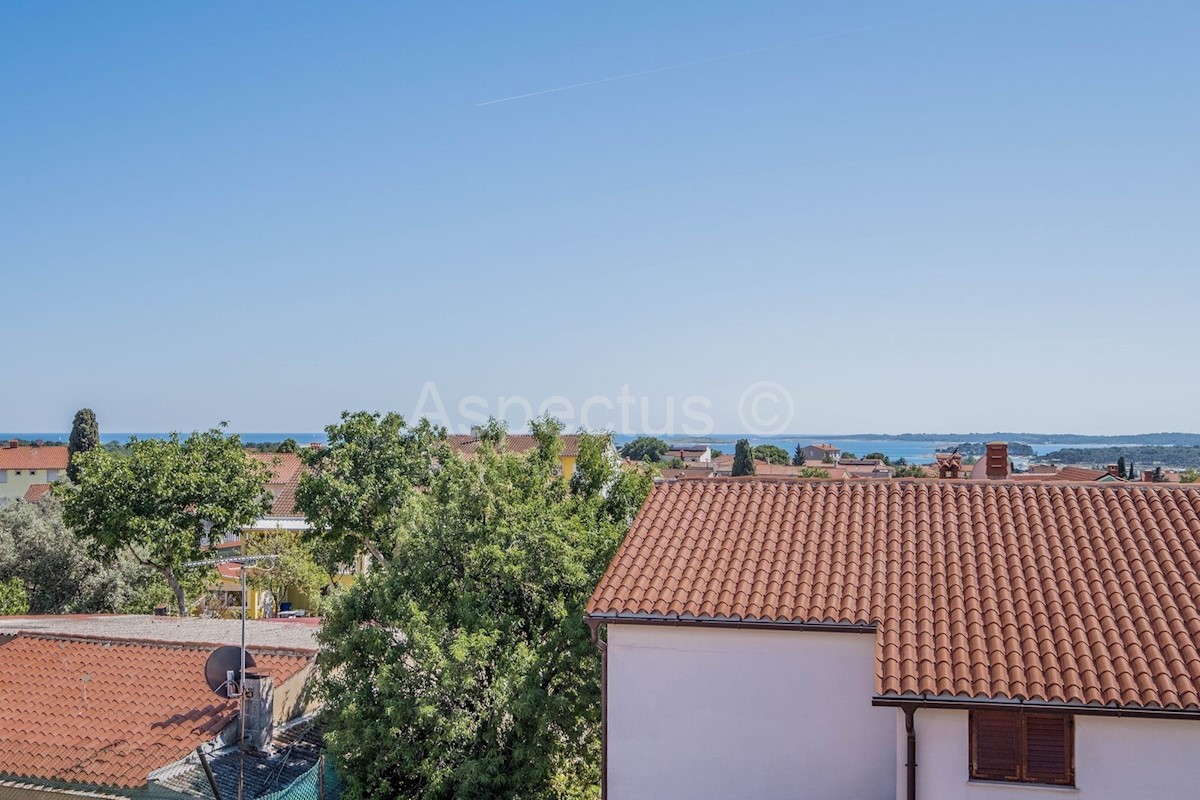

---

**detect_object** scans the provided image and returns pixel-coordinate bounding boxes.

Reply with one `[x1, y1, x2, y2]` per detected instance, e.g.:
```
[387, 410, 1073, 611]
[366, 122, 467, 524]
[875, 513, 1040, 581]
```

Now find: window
[46, 470, 58, 482]
[970, 710, 1073, 786]
[0, 470, 6, 484]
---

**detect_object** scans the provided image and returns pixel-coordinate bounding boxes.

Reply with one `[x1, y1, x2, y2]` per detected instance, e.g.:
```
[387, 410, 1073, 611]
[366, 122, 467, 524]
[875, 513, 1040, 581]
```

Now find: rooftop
[0, 614, 319, 651]
[447, 433, 582, 458]
[588, 478, 1200, 712]
[0, 445, 69, 471]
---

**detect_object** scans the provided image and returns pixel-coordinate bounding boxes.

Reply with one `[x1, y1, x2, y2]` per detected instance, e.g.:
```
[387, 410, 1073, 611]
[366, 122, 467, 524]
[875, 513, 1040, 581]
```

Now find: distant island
[820, 432, 1200, 446]
[1039, 445, 1200, 469]
[937, 442, 1035, 457]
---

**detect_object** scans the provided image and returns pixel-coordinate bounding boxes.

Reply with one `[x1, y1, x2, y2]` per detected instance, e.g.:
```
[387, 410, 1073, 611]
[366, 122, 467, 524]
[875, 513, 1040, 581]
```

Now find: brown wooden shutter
[970, 710, 1021, 781]
[1024, 713, 1073, 785]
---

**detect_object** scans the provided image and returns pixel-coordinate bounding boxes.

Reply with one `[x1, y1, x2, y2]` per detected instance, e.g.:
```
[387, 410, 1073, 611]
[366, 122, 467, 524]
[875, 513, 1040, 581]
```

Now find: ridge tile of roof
[588, 478, 1200, 712]
[0, 633, 313, 790]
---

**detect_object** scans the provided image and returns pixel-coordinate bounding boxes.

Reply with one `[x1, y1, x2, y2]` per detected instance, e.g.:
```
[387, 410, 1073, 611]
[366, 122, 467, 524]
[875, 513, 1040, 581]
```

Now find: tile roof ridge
[8, 630, 318, 656]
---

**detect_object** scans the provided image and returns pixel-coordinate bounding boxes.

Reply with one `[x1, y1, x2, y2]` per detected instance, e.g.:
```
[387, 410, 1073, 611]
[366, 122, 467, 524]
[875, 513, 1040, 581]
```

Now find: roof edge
[585, 612, 876, 634]
[5, 630, 318, 657]
[872, 693, 1200, 720]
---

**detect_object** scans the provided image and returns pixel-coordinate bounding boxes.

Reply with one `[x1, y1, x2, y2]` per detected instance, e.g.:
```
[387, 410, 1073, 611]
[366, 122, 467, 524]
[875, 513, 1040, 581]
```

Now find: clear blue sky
[3, 1, 1197, 435]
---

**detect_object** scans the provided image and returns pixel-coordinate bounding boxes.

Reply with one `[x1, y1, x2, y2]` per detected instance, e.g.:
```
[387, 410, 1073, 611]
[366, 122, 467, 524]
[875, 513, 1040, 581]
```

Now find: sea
[2, 432, 1110, 465]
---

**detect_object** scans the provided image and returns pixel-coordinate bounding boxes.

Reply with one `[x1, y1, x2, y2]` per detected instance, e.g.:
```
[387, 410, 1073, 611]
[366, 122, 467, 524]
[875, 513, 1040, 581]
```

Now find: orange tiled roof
[447, 433, 581, 458]
[588, 478, 1200, 711]
[22, 483, 51, 502]
[1055, 466, 1111, 482]
[0, 446, 69, 471]
[248, 452, 307, 517]
[0, 633, 312, 789]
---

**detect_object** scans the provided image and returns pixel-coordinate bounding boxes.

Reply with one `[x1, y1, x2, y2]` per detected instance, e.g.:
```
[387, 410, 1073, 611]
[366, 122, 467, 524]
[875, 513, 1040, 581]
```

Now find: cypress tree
[1117, 456, 1127, 479]
[732, 438, 756, 477]
[67, 408, 100, 483]
[792, 443, 805, 466]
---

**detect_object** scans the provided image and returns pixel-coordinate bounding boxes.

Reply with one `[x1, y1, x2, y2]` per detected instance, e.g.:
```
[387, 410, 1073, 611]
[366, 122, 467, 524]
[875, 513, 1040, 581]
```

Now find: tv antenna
[185, 549, 279, 800]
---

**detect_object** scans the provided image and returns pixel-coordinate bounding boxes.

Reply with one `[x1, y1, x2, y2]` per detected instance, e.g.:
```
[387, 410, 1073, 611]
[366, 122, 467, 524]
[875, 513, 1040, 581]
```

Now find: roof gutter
[872, 694, 1200, 721]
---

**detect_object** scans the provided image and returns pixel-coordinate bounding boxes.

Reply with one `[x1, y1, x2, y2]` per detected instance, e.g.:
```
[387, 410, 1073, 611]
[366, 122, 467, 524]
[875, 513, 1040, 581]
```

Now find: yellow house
[0, 443, 68, 506]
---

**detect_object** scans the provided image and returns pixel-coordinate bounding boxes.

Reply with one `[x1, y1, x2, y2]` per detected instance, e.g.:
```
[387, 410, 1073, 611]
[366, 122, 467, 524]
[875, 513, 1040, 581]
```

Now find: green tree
[61, 427, 270, 616]
[840, 451, 857, 460]
[245, 527, 327, 614]
[619, 436, 669, 463]
[1128, 462, 1137, 481]
[570, 431, 617, 500]
[317, 415, 650, 799]
[892, 464, 928, 478]
[277, 437, 300, 454]
[67, 408, 100, 483]
[1181, 469, 1199, 484]
[792, 444, 805, 466]
[297, 411, 445, 569]
[732, 439, 756, 477]
[753, 444, 790, 465]
[0, 577, 29, 616]
[862, 452, 892, 466]
[1154, 466, 1165, 483]
[798, 467, 830, 478]
[1117, 456, 1127, 479]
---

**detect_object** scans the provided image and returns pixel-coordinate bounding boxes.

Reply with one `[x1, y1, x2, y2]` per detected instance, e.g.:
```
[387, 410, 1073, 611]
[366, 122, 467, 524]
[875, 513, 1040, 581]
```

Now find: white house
[587, 477, 1200, 799]
[0, 443, 68, 506]
[799, 442, 840, 462]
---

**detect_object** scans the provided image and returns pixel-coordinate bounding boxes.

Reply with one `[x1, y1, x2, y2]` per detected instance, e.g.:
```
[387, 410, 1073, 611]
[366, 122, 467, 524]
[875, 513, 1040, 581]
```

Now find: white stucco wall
[606, 624, 895, 800]
[905, 707, 1200, 799]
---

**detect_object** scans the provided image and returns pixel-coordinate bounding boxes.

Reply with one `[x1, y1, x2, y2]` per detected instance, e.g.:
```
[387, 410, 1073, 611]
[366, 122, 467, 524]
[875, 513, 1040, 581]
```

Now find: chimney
[1143, 470, 1156, 483]
[307, 442, 323, 450]
[241, 673, 275, 754]
[985, 442, 1009, 480]
[938, 453, 961, 479]
[1107, 464, 1120, 477]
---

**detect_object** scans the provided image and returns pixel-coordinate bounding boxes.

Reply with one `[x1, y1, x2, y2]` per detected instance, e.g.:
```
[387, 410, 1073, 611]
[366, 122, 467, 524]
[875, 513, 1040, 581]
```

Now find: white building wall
[905, 707, 1200, 799]
[606, 624, 895, 800]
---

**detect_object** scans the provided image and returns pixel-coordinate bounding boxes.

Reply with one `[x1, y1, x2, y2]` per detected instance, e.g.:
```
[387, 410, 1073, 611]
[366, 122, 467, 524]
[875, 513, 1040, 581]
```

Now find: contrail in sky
[476, 7, 974, 107]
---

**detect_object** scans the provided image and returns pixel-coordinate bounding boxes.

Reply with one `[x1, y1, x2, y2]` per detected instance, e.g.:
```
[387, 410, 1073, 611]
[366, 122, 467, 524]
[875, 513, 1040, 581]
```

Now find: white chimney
[241, 673, 275, 753]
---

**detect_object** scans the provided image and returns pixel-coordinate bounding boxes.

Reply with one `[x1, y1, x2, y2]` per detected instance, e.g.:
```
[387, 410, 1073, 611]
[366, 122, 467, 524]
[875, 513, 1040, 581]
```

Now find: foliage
[752, 444, 789, 465]
[1153, 467, 1165, 483]
[840, 451, 857, 460]
[892, 464, 928, 478]
[245, 527, 327, 614]
[569, 431, 616, 499]
[0, 496, 169, 614]
[798, 467, 830, 478]
[61, 426, 270, 615]
[862, 452, 891, 465]
[618, 436, 669, 463]
[1039, 446, 1200, 469]
[1181, 469, 1199, 484]
[710, 448, 724, 458]
[67, 408, 100, 483]
[317, 415, 651, 800]
[822, 453, 835, 464]
[297, 412, 445, 568]
[731, 439, 755, 477]
[792, 444, 804, 466]
[1117, 456, 1127, 479]
[0, 577, 28, 616]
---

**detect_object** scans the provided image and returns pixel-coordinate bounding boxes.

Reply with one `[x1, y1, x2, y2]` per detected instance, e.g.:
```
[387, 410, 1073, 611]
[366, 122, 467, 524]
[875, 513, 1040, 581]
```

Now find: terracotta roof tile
[0, 633, 312, 789]
[0, 446, 69, 471]
[22, 483, 51, 502]
[248, 453, 307, 516]
[588, 478, 1200, 711]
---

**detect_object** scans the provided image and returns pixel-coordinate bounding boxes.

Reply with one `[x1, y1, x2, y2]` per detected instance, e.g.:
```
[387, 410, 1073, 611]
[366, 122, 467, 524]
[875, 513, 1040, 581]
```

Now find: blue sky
[3, 1, 1198, 435]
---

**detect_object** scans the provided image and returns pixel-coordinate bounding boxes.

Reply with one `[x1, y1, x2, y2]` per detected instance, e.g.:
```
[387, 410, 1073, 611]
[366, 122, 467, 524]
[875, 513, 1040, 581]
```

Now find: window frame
[969, 709, 1074, 787]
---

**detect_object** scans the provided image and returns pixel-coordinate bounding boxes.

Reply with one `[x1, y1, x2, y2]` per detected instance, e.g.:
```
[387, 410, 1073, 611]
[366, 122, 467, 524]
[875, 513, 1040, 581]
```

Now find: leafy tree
[798, 467, 830, 478]
[570, 431, 617, 500]
[753, 444, 790, 465]
[732, 439, 756, 477]
[862, 452, 892, 466]
[840, 451, 857, 460]
[1181, 469, 1199, 484]
[1128, 462, 1137, 481]
[297, 411, 445, 569]
[317, 415, 650, 799]
[62, 427, 270, 616]
[245, 527, 327, 615]
[892, 464, 928, 478]
[619, 436, 669, 463]
[1154, 466, 1165, 483]
[792, 444, 805, 466]
[822, 453, 835, 464]
[0, 577, 28, 616]
[277, 438, 299, 454]
[67, 408, 100, 483]
[1117, 456, 1127, 479]
[0, 495, 188, 615]
[710, 448, 724, 458]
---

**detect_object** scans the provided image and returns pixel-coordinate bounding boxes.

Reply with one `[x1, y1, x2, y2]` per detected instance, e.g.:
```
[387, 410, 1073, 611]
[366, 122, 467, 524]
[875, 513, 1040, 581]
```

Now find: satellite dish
[205, 645, 257, 697]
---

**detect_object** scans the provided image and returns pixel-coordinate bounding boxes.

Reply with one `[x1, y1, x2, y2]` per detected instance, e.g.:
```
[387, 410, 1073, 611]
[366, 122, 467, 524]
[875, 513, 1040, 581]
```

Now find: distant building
[665, 445, 712, 463]
[448, 433, 590, 479]
[0, 443, 68, 506]
[799, 443, 840, 462]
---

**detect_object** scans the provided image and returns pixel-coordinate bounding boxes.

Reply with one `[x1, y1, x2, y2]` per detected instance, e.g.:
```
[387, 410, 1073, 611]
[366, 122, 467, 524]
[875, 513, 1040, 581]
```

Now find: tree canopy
[316, 416, 651, 799]
[791, 444, 805, 466]
[297, 412, 445, 569]
[61, 426, 270, 615]
[752, 444, 789, 465]
[618, 436, 669, 463]
[67, 408, 100, 483]
[731, 439, 755, 477]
